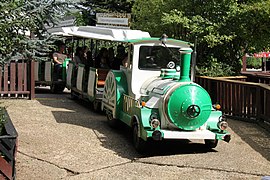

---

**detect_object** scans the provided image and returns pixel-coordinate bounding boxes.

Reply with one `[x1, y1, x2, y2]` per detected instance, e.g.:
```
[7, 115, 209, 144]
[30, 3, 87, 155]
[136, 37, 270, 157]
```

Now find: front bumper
[146, 129, 231, 142]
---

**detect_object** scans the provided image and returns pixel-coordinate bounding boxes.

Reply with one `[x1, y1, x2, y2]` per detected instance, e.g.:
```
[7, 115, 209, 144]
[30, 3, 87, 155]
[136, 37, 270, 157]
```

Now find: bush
[196, 56, 233, 77]
[246, 57, 262, 69]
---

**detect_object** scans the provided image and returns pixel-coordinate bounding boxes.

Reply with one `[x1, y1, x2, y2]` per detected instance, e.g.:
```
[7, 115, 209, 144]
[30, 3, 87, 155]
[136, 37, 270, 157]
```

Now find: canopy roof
[47, 26, 78, 36]
[47, 26, 192, 47]
[68, 26, 151, 42]
[127, 38, 192, 47]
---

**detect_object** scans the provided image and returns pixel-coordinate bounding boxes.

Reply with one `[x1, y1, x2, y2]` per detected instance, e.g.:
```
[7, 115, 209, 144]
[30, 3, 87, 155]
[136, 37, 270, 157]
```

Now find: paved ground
[1, 87, 270, 180]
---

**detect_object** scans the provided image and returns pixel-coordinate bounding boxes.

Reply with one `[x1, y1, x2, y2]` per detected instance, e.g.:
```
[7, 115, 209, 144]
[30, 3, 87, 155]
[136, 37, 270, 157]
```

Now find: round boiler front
[163, 83, 212, 130]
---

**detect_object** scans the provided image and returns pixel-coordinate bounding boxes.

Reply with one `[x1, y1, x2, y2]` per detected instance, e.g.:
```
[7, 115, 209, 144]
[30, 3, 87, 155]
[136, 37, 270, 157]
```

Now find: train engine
[102, 39, 231, 152]
[129, 48, 231, 151]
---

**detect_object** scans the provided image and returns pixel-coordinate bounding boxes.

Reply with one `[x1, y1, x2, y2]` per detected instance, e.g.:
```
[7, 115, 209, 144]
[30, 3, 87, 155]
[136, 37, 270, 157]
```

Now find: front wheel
[132, 124, 146, 153]
[204, 139, 218, 149]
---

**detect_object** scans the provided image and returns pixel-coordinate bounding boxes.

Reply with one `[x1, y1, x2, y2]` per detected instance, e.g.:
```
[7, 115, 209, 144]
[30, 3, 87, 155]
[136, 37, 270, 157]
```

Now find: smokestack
[179, 48, 193, 82]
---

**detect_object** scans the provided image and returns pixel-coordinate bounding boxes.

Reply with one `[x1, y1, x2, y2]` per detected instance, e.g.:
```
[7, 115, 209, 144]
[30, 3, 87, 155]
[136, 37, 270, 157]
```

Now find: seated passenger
[82, 46, 93, 68]
[112, 45, 128, 70]
[122, 54, 129, 68]
[95, 47, 109, 69]
[108, 47, 115, 68]
[73, 47, 83, 66]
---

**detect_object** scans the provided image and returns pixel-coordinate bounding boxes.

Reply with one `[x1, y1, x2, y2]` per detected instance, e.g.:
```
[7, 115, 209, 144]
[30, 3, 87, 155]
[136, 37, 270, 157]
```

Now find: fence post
[242, 54, 247, 72]
[256, 87, 261, 121]
[29, 60, 35, 100]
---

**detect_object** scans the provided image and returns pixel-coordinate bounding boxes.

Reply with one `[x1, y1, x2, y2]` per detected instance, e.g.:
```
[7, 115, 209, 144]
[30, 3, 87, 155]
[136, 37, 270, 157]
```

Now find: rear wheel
[132, 124, 146, 153]
[70, 90, 78, 100]
[50, 83, 65, 94]
[106, 110, 118, 128]
[204, 139, 218, 149]
[92, 100, 101, 112]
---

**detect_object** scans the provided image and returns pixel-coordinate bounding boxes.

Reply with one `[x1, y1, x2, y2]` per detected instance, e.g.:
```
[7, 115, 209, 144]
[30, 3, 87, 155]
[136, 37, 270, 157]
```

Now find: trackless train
[36, 26, 231, 152]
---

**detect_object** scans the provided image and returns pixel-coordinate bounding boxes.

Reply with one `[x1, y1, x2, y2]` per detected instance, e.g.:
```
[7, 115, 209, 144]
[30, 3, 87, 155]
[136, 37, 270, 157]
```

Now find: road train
[36, 26, 231, 152]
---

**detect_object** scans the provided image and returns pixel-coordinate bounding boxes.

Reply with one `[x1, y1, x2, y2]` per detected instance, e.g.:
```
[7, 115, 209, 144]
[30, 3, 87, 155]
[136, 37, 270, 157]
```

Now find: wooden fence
[196, 76, 270, 129]
[0, 61, 35, 99]
[241, 71, 270, 85]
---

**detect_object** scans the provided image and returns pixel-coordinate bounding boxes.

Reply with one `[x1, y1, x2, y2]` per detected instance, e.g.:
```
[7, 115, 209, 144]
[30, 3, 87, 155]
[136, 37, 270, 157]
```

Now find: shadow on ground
[228, 119, 270, 161]
[35, 88, 218, 159]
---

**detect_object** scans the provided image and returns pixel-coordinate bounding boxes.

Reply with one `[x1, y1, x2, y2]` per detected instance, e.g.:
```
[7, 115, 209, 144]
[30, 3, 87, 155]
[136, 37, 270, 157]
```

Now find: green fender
[206, 110, 222, 131]
[130, 106, 153, 141]
[103, 70, 128, 119]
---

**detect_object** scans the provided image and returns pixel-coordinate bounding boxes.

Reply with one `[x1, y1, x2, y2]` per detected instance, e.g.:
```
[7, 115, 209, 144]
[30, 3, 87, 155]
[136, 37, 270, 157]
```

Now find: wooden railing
[196, 76, 270, 128]
[0, 61, 35, 99]
[241, 71, 270, 85]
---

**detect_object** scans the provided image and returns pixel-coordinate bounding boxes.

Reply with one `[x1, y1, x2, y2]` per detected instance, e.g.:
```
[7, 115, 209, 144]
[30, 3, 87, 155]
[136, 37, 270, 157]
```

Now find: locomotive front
[138, 47, 231, 148]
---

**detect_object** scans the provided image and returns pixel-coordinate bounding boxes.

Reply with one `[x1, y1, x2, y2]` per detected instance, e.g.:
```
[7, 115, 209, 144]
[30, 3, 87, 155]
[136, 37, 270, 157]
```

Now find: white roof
[47, 26, 78, 36]
[68, 26, 151, 41]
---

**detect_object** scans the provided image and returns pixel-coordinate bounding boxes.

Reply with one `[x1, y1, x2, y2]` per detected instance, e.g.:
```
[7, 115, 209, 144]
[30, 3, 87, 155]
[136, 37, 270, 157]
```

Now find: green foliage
[196, 56, 233, 77]
[132, 0, 270, 76]
[0, 0, 73, 63]
[246, 57, 262, 69]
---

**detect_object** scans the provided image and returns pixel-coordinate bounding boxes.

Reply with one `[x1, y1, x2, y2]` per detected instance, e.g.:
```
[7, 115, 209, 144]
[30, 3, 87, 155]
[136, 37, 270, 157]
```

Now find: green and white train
[53, 26, 231, 152]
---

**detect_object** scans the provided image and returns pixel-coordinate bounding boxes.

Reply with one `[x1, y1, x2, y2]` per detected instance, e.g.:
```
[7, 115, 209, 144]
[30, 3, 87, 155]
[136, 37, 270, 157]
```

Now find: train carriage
[67, 26, 151, 110]
[35, 27, 75, 93]
[66, 26, 231, 152]
[34, 58, 70, 93]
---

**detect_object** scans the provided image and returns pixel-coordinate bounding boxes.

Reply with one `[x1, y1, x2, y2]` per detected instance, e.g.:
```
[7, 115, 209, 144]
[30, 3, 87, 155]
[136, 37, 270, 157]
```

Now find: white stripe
[162, 129, 215, 140]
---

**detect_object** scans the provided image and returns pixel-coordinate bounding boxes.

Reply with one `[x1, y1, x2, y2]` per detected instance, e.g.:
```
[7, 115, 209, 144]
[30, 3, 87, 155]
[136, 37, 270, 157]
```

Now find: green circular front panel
[165, 84, 212, 130]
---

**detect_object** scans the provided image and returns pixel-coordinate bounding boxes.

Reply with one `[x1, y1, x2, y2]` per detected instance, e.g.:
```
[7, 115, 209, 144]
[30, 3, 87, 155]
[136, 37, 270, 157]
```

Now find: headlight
[150, 119, 160, 129]
[218, 121, 228, 131]
[213, 104, 221, 110]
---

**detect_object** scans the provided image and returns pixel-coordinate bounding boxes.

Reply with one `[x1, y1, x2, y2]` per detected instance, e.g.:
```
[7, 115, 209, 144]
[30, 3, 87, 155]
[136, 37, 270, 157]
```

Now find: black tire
[92, 100, 101, 112]
[50, 84, 55, 93]
[204, 139, 218, 149]
[70, 90, 77, 100]
[106, 111, 118, 128]
[50, 83, 65, 94]
[132, 124, 146, 153]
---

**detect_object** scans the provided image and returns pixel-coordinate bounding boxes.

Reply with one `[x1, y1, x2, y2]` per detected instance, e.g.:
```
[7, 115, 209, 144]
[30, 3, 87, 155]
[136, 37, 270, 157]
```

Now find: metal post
[29, 60, 35, 99]
[191, 37, 197, 82]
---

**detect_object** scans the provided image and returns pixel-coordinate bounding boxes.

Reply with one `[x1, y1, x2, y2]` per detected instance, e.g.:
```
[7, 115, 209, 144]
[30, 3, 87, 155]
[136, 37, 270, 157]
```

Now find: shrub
[196, 56, 233, 77]
[246, 57, 262, 69]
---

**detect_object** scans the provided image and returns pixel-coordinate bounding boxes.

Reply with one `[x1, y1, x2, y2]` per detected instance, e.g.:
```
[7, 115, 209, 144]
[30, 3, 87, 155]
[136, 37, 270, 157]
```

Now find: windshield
[138, 45, 180, 70]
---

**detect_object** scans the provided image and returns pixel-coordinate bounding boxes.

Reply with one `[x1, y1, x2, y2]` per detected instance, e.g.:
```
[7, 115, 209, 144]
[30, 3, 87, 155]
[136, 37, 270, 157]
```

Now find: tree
[132, 0, 270, 75]
[0, 0, 73, 63]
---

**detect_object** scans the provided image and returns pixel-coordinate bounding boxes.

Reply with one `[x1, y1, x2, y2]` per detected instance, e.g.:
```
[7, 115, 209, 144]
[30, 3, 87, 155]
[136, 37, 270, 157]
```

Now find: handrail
[196, 76, 270, 129]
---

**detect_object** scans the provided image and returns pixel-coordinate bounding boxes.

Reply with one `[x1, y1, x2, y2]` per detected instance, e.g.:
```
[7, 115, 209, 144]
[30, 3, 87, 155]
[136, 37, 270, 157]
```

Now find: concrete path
[1, 88, 270, 179]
